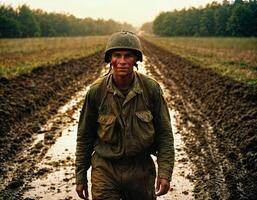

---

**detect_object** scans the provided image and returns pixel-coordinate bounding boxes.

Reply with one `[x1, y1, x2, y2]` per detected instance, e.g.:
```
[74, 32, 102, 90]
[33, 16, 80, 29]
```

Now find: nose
[119, 55, 126, 64]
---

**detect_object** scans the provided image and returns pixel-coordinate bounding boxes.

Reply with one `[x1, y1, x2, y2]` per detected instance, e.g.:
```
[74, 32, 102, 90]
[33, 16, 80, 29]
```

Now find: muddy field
[0, 40, 257, 200]
[142, 40, 257, 199]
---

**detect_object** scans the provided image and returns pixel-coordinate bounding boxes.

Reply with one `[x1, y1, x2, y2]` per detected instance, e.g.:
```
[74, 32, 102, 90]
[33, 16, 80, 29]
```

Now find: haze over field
[3, 0, 224, 27]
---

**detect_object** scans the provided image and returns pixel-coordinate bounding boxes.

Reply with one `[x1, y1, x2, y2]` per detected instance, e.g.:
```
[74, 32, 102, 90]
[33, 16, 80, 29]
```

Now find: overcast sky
[2, 0, 224, 27]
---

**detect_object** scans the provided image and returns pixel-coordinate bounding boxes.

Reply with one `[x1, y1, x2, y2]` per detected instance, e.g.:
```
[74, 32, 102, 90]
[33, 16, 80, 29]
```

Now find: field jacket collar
[106, 72, 143, 106]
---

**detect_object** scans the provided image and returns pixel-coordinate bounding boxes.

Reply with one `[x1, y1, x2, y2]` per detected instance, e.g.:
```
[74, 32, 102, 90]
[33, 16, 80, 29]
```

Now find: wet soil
[142, 39, 257, 200]
[0, 51, 105, 198]
[0, 51, 104, 160]
[21, 62, 194, 200]
[0, 39, 257, 200]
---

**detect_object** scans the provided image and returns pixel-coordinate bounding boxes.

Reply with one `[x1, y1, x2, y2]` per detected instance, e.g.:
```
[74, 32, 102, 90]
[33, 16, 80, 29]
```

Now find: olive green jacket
[75, 71, 174, 184]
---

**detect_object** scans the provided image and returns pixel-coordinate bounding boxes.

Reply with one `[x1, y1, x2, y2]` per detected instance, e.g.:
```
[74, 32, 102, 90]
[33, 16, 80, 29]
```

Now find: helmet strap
[104, 63, 112, 76]
[134, 62, 138, 70]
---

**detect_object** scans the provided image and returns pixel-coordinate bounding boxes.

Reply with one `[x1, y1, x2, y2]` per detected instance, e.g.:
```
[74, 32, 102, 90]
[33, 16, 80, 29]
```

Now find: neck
[113, 71, 135, 90]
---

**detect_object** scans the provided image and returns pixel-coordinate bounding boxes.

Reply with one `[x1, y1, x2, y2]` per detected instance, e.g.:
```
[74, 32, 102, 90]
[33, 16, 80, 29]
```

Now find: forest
[147, 0, 257, 36]
[1, 1, 256, 38]
[0, 4, 135, 38]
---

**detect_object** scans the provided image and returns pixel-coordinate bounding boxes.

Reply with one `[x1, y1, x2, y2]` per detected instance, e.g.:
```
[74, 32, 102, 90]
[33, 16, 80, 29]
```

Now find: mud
[142, 39, 257, 200]
[0, 51, 104, 162]
[0, 38, 256, 200]
[20, 62, 194, 200]
[0, 52, 104, 198]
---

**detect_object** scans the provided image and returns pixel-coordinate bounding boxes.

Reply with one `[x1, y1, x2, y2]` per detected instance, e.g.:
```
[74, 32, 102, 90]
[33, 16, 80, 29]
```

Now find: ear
[133, 53, 138, 61]
[109, 53, 112, 63]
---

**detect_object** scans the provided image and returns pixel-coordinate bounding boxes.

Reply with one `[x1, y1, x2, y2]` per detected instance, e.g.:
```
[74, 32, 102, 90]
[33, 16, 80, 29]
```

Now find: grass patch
[143, 36, 257, 85]
[0, 36, 108, 78]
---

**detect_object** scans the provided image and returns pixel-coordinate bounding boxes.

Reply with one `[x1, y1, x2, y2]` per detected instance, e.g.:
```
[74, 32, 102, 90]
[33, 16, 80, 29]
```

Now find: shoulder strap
[96, 74, 110, 111]
[136, 72, 154, 114]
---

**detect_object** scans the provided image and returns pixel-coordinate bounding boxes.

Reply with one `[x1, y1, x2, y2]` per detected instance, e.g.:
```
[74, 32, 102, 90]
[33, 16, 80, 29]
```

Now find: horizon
[1, 0, 225, 27]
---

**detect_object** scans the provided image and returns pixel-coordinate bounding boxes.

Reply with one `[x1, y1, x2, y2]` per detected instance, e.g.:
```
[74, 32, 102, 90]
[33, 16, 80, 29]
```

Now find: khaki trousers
[91, 153, 156, 200]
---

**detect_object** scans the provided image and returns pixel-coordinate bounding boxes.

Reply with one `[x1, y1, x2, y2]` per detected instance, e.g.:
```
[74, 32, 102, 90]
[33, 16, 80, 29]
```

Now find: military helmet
[104, 31, 143, 63]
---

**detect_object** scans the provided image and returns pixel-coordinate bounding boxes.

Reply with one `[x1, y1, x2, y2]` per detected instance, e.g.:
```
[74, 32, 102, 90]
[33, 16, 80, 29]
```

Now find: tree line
[0, 4, 135, 38]
[151, 0, 257, 37]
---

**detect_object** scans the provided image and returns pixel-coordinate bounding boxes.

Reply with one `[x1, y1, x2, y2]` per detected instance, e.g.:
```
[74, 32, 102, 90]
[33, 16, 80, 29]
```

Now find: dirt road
[0, 40, 256, 199]
[17, 60, 193, 200]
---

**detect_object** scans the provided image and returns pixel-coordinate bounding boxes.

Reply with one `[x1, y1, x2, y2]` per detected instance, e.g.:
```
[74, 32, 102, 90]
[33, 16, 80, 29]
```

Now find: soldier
[75, 31, 174, 200]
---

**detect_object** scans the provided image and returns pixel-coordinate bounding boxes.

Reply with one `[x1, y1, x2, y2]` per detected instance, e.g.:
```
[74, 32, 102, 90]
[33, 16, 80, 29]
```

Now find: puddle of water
[23, 109, 84, 200]
[23, 58, 194, 200]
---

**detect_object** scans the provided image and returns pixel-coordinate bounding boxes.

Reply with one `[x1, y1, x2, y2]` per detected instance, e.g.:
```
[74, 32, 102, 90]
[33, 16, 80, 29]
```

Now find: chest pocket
[97, 114, 117, 144]
[134, 110, 155, 146]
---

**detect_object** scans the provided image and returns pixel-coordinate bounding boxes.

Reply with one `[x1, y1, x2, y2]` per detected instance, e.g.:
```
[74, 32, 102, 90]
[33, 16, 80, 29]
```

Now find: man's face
[111, 50, 136, 77]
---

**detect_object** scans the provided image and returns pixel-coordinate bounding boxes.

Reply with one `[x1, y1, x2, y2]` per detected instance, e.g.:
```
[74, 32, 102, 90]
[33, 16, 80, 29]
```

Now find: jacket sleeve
[153, 85, 175, 181]
[75, 88, 98, 184]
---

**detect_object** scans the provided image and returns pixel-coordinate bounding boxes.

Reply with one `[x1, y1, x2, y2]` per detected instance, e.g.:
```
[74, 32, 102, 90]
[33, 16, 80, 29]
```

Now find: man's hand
[155, 177, 170, 196]
[76, 184, 89, 200]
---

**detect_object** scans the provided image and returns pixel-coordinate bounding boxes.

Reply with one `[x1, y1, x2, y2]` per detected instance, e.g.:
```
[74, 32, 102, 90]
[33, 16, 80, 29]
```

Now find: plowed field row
[0, 40, 256, 199]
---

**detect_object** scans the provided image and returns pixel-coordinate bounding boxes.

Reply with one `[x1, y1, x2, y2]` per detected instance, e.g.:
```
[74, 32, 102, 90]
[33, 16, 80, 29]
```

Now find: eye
[112, 53, 121, 58]
[125, 53, 134, 58]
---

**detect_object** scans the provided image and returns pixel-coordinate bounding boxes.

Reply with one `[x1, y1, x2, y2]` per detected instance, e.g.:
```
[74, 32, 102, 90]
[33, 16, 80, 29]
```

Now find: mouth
[116, 66, 130, 70]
